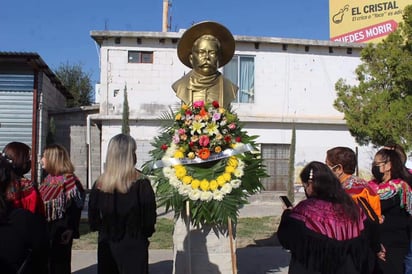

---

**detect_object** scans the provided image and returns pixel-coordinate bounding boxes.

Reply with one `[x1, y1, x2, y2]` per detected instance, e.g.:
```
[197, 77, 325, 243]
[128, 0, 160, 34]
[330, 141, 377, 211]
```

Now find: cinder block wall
[50, 106, 101, 189]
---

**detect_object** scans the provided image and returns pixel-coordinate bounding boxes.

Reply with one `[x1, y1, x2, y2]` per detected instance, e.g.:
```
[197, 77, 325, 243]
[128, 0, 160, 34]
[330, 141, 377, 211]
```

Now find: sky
[1, 0, 330, 85]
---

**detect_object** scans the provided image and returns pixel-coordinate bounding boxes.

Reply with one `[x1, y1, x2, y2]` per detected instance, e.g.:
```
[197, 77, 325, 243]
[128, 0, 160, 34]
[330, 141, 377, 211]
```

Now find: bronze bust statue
[172, 21, 238, 108]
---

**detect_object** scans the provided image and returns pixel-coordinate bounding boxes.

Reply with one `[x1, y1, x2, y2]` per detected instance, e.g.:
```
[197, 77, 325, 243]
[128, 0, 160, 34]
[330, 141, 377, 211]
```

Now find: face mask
[372, 165, 384, 182]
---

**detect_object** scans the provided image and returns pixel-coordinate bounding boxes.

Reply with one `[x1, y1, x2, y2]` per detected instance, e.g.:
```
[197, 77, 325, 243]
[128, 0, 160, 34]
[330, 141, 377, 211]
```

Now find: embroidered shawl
[39, 173, 84, 222]
[368, 178, 412, 214]
[342, 175, 382, 222]
[6, 177, 44, 215]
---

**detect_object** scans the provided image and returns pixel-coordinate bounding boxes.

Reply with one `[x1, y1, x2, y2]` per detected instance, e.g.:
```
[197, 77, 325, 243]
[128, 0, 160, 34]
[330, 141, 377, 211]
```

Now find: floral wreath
[143, 100, 266, 227]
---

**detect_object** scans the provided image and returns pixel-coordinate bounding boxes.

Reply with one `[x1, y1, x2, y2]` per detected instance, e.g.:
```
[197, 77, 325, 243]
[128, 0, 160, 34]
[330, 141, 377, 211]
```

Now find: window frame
[128, 51, 154, 64]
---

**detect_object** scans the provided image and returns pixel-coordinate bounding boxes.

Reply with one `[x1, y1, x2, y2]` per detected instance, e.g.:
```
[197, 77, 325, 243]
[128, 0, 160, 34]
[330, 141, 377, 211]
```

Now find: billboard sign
[330, 0, 408, 43]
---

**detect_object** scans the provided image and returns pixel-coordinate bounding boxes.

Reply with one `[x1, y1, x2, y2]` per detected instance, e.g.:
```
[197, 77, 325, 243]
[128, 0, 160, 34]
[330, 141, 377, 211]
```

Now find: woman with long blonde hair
[88, 133, 157, 274]
[38, 144, 85, 274]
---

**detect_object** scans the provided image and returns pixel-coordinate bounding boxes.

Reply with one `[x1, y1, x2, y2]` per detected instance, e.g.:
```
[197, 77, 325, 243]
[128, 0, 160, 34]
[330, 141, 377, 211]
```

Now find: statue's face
[190, 37, 220, 76]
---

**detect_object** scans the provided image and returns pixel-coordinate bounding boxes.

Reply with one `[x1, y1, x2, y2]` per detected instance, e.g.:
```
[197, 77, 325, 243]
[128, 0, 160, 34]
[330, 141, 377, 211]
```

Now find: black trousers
[49, 238, 72, 274]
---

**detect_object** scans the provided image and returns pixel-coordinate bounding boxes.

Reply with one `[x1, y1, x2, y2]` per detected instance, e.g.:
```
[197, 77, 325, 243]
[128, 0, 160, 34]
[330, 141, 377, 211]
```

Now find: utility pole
[162, 0, 171, 32]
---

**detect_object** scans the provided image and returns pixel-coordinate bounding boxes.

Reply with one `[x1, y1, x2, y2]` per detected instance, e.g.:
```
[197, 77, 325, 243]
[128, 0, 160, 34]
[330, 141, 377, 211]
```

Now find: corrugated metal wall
[0, 74, 34, 150]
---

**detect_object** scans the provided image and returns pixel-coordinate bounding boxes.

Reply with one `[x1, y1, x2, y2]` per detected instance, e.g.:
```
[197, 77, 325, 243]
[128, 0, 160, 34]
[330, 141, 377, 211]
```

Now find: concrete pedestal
[172, 216, 236, 274]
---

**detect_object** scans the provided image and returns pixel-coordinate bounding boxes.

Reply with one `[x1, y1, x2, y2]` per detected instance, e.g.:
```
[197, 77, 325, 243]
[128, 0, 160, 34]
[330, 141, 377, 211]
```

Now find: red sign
[331, 20, 398, 43]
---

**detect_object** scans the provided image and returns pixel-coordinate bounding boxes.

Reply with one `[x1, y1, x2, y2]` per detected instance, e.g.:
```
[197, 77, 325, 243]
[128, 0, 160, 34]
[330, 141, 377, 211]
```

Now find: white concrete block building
[90, 29, 373, 191]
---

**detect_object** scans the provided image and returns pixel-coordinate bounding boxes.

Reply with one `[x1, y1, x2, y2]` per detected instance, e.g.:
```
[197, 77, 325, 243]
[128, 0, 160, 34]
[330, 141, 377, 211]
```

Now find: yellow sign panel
[329, 0, 409, 43]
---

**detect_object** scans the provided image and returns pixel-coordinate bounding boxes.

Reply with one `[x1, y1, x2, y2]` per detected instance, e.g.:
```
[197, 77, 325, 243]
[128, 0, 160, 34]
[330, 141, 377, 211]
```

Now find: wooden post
[228, 218, 237, 274]
[186, 201, 192, 274]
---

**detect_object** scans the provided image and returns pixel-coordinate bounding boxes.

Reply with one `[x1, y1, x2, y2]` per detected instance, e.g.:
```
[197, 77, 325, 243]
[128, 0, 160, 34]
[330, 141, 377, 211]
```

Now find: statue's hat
[177, 21, 235, 68]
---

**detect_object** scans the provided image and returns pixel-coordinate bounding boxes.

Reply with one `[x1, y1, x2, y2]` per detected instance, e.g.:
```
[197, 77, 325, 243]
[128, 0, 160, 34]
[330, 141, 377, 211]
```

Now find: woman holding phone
[277, 161, 380, 274]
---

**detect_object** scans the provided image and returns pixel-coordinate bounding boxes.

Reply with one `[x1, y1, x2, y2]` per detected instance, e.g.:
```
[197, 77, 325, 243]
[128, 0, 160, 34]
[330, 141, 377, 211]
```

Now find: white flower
[220, 183, 233, 194]
[163, 167, 174, 177]
[200, 191, 213, 201]
[164, 144, 176, 158]
[189, 189, 201, 200]
[169, 177, 181, 187]
[212, 190, 224, 201]
[230, 179, 242, 189]
[178, 184, 191, 196]
[232, 142, 244, 149]
[237, 159, 245, 169]
[233, 167, 244, 178]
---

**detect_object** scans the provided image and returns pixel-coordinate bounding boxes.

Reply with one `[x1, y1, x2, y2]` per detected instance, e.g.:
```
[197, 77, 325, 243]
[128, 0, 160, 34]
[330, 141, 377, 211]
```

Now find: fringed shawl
[39, 174, 84, 222]
[368, 178, 412, 214]
[289, 228, 370, 274]
[279, 199, 371, 273]
[6, 177, 45, 215]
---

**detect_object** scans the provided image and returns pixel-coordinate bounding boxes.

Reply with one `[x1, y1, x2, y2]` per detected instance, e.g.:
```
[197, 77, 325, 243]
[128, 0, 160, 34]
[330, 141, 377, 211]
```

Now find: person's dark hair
[383, 143, 407, 164]
[0, 155, 13, 222]
[326, 147, 357, 174]
[300, 161, 359, 221]
[375, 148, 412, 186]
[2, 142, 31, 177]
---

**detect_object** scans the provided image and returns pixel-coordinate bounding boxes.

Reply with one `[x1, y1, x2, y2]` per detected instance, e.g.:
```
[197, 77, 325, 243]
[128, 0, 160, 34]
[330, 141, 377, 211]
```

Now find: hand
[282, 205, 293, 210]
[377, 244, 386, 261]
[60, 229, 73, 244]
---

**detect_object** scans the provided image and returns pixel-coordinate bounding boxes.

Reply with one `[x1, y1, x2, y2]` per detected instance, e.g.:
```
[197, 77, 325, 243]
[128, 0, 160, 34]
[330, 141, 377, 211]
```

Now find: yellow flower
[200, 179, 210, 191]
[191, 179, 200, 189]
[205, 122, 219, 135]
[228, 156, 238, 167]
[181, 104, 189, 111]
[218, 107, 225, 114]
[214, 146, 222, 153]
[174, 165, 187, 178]
[174, 150, 184, 159]
[191, 120, 204, 135]
[175, 113, 182, 120]
[182, 175, 193, 185]
[187, 152, 195, 159]
[225, 165, 235, 173]
[217, 175, 226, 186]
[223, 172, 231, 181]
[209, 180, 218, 191]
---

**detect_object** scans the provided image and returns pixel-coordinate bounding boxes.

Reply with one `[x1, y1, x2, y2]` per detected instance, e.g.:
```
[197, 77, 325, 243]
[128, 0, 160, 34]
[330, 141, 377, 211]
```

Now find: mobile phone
[279, 195, 293, 208]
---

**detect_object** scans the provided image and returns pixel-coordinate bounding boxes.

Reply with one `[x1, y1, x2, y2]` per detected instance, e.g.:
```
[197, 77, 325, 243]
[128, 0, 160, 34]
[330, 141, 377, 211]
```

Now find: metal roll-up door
[0, 74, 34, 150]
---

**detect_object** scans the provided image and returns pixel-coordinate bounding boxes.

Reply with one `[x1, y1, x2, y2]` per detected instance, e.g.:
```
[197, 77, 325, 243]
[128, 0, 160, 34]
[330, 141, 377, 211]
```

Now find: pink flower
[172, 134, 180, 144]
[199, 135, 210, 147]
[178, 128, 186, 135]
[212, 112, 221, 121]
[193, 101, 205, 108]
[228, 123, 236, 130]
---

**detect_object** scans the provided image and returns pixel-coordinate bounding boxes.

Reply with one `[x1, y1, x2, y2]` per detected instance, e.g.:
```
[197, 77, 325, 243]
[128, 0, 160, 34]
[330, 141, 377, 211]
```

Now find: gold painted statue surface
[172, 21, 238, 108]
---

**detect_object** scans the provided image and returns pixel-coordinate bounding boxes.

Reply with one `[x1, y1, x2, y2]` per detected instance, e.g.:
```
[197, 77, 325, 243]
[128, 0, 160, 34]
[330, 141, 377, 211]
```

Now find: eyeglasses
[329, 164, 339, 170]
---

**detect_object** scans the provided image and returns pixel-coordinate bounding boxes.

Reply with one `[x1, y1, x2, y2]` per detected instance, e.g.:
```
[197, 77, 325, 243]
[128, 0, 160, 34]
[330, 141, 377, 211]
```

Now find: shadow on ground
[73, 261, 174, 274]
[252, 231, 281, 247]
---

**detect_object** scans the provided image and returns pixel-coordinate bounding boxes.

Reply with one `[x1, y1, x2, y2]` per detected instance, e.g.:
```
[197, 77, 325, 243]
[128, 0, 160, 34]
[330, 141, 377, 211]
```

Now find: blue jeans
[405, 241, 412, 274]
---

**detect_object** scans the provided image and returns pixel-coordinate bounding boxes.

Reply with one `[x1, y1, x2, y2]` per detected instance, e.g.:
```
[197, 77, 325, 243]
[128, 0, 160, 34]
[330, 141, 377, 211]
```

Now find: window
[223, 55, 255, 103]
[128, 51, 153, 63]
[261, 144, 290, 191]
